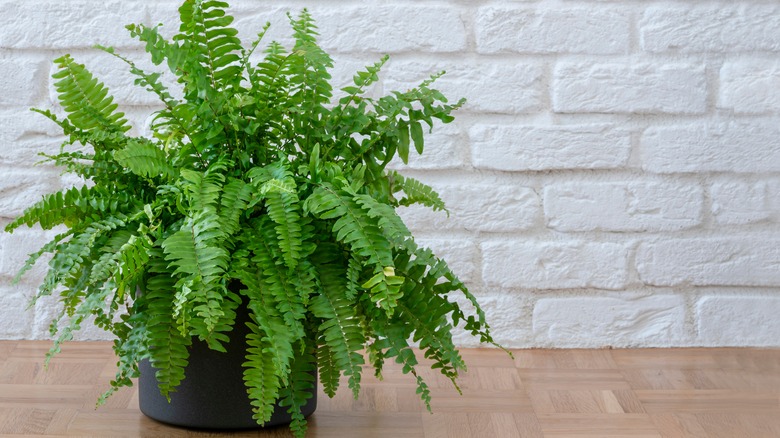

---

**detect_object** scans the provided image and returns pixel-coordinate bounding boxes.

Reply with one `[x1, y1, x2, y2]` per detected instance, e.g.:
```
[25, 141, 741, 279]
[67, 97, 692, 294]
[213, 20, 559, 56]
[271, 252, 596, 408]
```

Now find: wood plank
[1, 341, 780, 437]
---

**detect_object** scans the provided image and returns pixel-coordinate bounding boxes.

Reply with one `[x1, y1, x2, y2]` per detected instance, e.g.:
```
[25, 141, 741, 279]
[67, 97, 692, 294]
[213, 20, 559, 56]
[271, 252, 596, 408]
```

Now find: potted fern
[5, 1, 501, 436]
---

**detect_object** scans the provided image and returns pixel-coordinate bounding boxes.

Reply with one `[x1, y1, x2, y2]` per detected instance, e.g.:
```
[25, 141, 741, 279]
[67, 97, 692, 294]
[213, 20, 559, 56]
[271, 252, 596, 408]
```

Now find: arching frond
[51, 54, 129, 133]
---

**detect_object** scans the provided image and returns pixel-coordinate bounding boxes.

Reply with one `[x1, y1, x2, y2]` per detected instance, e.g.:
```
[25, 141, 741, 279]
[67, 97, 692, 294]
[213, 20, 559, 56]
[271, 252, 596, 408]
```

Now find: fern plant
[6, 1, 504, 436]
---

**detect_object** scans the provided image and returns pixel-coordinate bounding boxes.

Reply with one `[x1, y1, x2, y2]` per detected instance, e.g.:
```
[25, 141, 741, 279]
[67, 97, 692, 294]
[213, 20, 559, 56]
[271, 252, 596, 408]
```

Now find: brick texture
[1, 0, 779, 347]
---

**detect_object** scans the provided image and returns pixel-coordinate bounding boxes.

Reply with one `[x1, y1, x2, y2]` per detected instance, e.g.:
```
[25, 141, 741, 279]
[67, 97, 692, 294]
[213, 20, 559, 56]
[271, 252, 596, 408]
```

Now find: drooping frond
[244, 217, 307, 339]
[99, 310, 149, 405]
[144, 256, 192, 401]
[305, 184, 392, 268]
[243, 318, 283, 424]
[161, 214, 228, 287]
[305, 183, 405, 314]
[90, 227, 153, 301]
[237, 265, 295, 384]
[218, 178, 252, 237]
[371, 320, 433, 411]
[12, 230, 72, 285]
[45, 285, 113, 368]
[278, 344, 316, 438]
[352, 191, 413, 249]
[258, 162, 306, 270]
[310, 244, 366, 398]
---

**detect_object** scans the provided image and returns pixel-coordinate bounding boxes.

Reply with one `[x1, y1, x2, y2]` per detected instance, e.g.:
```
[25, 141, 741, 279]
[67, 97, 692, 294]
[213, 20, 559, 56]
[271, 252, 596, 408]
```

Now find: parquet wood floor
[1, 341, 779, 437]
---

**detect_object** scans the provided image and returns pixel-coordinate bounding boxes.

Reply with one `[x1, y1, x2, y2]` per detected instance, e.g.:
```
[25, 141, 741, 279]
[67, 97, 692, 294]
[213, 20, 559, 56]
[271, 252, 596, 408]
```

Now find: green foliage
[5, 1, 504, 437]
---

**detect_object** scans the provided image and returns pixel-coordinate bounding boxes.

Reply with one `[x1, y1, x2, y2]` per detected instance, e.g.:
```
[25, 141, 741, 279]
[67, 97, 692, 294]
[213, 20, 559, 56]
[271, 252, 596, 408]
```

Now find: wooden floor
[1, 342, 779, 437]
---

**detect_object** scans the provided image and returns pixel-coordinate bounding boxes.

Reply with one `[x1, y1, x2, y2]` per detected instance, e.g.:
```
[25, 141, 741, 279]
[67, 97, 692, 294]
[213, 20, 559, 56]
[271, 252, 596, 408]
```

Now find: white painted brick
[0, 167, 62, 219]
[545, 182, 703, 232]
[711, 180, 775, 225]
[0, 54, 47, 106]
[637, 238, 780, 287]
[311, 6, 466, 53]
[470, 124, 631, 171]
[0, 109, 60, 141]
[642, 120, 780, 173]
[399, 183, 539, 233]
[415, 238, 478, 285]
[0, 110, 63, 166]
[476, 7, 630, 54]
[533, 294, 686, 347]
[387, 122, 466, 170]
[553, 62, 707, 114]
[482, 240, 629, 290]
[0, 284, 33, 339]
[0, 1, 148, 49]
[697, 295, 780, 346]
[719, 60, 780, 114]
[640, 5, 780, 53]
[385, 60, 543, 114]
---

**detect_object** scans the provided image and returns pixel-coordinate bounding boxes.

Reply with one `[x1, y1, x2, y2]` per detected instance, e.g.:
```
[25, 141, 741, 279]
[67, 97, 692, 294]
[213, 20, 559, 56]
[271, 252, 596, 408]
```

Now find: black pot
[138, 299, 317, 429]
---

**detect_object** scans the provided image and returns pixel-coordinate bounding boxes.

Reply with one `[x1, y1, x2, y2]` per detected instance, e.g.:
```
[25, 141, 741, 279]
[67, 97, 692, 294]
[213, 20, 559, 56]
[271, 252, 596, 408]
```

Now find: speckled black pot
[138, 299, 317, 430]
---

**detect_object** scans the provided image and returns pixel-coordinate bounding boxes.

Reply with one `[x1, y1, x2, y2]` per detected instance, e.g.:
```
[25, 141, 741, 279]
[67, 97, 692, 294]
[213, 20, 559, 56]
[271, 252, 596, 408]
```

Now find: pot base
[139, 356, 317, 429]
[138, 297, 316, 429]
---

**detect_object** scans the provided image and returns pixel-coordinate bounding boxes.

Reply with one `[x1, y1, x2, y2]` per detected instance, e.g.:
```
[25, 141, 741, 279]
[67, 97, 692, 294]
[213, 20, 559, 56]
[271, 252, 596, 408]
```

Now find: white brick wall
[1, 0, 779, 348]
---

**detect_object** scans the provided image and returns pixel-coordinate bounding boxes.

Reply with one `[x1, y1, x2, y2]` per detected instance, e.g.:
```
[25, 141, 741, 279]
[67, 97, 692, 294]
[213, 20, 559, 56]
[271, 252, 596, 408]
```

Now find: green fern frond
[34, 215, 135, 305]
[99, 310, 149, 405]
[260, 163, 306, 270]
[288, 9, 333, 148]
[310, 245, 365, 398]
[51, 54, 129, 133]
[96, 45, 179, 109]
[352, 191, 413, 249]
[180, 168, 226, 212]
[12, 230, 73, 286]
[113, 139, 176, 180]
[238, 271, 295, 384]
[45, 285, 113, 368]
[188, 284, 238, 351]
[316, 341, 340, 397]
[345, 252, 362, 301]
[279, 344, 316, 438]
[245, 217, 307, 339]
[250, 41, 291, 107]
[305, 184, 393, 268]
[5, 185, 137, 232]
[177, 0, 243, 90]
[145, 269, 192, 401]
[305, 184, 403, 314]
[372, 325, 432, 412]
[218, 178, 252, 237]
[338, 55, 388, 107]
[162, 215, 227, 283]
[388, 171, 448, 214]
[243, 319, 283, 424]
